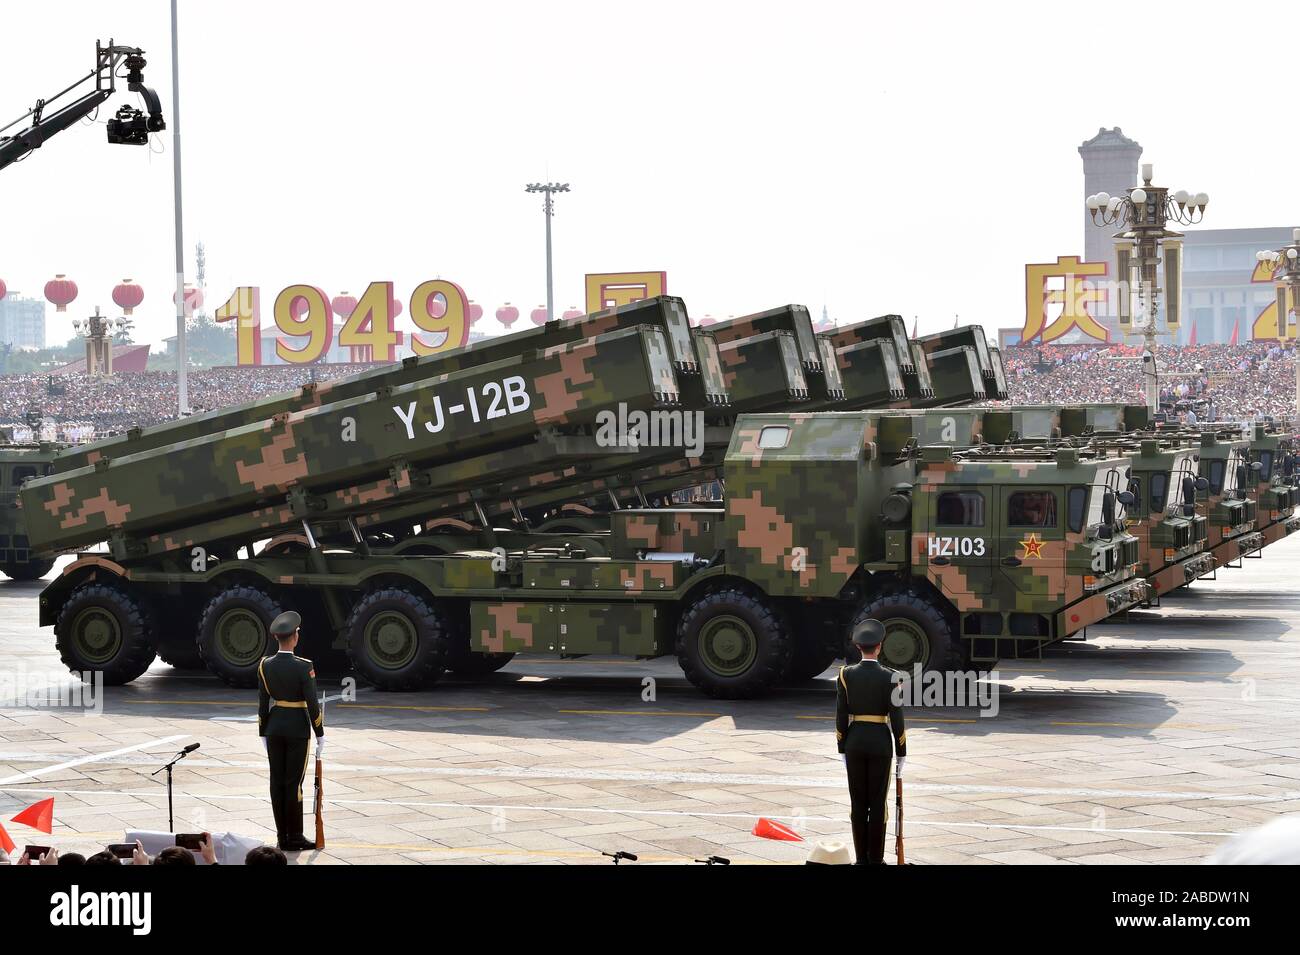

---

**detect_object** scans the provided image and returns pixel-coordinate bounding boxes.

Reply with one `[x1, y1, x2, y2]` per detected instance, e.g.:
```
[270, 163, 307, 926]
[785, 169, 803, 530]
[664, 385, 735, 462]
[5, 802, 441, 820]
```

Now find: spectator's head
[85, 851, 121, 866]
[57, 852, 86, 866]
[152, 846, 196, 866]
[245, 845, 288, 866]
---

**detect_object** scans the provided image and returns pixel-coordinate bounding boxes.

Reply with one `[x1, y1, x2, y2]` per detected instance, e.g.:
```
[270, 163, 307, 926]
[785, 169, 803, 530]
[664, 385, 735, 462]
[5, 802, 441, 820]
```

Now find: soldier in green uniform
[257, 611, 324, 852]
[835, 619, 907, 864]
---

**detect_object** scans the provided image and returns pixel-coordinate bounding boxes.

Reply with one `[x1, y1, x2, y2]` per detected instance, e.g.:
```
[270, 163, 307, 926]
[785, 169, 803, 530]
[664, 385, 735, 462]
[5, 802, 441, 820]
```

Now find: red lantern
[562, 306, 583, 320]
[331, 292, 358, 319]
[530, 305, 548, 326]
[0, 278, 7, 302]
[496, 303, 519, 328]
[390, 296, 403, 320]
[173, 285, 204, 315]
[288, 295, 310, 320]
[468, 302, 483, 325]
[698, 315, 718, 327]
[44, 274, 78, 313]
[112, 279, 144, 316]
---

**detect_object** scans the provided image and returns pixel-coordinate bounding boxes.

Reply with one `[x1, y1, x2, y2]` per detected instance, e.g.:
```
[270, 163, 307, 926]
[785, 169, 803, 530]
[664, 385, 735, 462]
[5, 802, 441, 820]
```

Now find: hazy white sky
[0, 1, 1288, 347]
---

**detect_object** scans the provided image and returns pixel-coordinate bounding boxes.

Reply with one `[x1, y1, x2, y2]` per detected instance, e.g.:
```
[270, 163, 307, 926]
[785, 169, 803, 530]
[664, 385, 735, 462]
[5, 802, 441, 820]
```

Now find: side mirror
[1250, 461, 1264, 473]
[1182, 503, 1195, 517]
[1195, 477, 1209, 491]
[1117, 491, 1136, 506]
[1101, 491, 1116, 527]
[1099, 524, 1115, 541]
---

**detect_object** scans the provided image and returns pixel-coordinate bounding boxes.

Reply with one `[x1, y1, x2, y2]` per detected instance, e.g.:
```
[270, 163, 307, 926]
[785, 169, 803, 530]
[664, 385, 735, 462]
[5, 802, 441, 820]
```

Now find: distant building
[52, 343, 152, 374]
[1078, 127, 1142, 341]
[0, 294, 46, 349]
[1178, 226, 1294, 344]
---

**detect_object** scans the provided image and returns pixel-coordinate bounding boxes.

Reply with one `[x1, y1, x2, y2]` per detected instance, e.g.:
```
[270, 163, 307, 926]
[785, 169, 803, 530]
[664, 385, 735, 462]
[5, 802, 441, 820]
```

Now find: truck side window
[1151, 473, 1168, 512]
[1209, 460, 1225, 495]
[936, 491, 984, 526]
[1008, 490, 1057, 527]
[1067, 487, 1086, 532]
[1259, 451, 1273, 480]
[11, 465, 37, 487]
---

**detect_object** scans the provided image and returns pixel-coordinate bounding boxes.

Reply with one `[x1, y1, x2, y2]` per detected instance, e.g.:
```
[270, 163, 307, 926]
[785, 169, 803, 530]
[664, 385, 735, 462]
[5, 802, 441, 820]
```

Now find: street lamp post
[525, 181, 570, 322]
[170, 0, 189, 415]
[1086, 163, 1208, 416]
[1255, 228, 1300, 419]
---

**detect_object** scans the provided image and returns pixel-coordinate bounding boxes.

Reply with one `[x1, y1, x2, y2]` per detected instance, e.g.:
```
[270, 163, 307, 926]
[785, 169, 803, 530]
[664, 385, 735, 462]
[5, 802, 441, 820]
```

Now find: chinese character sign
[584, 271, 667, 314]
[1022, 255, 1110, 344]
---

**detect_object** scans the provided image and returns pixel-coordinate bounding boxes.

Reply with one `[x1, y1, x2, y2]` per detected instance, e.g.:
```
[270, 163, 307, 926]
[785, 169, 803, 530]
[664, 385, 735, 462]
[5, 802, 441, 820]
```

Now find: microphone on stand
[151, 742, 200, 832]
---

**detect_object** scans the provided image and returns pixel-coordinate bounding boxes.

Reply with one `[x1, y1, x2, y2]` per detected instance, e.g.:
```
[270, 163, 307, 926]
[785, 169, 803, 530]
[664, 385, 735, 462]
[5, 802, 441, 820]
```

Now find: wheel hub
[215, 608, 268, 667]
[698, 614, 757, 677]
[72, 607, 122, 664]
[365, 611, 418, 670]
[879, 618, 930, 672]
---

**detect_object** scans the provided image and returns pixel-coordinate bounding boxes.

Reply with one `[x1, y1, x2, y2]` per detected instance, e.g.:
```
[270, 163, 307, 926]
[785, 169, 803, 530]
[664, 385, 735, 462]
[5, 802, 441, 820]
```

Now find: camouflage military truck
[0, 434, 60, 581]
[19, 298, 1142, 698]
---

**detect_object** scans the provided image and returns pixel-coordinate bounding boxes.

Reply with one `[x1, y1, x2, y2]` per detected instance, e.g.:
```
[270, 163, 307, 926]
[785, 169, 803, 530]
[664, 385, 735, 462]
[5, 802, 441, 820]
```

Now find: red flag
[1229, 321, 1239, 346]
[752, 817, 803, 842]
[0, 821, 14, 855]
[12, 797, 54, 834]
[1188, 323, 1197, 346]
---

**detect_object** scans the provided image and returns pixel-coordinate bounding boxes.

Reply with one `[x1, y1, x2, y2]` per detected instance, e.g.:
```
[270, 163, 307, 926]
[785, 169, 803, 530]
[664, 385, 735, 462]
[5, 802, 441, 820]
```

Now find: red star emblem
[1018, 533, 1045, 559]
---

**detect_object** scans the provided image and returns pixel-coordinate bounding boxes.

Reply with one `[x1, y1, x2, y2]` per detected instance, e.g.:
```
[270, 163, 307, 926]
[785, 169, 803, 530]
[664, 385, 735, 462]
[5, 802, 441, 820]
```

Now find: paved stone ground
[2, 537, 1298, 865]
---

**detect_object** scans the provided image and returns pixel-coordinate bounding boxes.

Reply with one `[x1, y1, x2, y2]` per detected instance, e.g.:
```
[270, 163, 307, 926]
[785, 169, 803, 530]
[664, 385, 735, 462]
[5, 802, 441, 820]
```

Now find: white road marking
[0, 751, 1292, 804]
[0, 785, 1237, 839]
[0, 735, 189, 786]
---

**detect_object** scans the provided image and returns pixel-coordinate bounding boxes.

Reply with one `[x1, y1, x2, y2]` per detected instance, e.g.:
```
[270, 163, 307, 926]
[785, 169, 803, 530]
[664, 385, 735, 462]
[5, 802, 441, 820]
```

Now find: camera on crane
[106, 104, 151, 145]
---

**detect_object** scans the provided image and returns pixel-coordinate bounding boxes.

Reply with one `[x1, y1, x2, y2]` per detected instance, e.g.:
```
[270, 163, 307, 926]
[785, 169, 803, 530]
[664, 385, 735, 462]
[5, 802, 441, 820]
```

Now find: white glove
[314, 738, 325, 758]
[895, 757, 906, 778]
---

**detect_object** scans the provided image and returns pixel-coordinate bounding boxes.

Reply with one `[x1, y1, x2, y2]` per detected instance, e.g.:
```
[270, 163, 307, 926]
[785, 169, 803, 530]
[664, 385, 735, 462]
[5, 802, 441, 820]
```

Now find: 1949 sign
[214, 280, 470, 365]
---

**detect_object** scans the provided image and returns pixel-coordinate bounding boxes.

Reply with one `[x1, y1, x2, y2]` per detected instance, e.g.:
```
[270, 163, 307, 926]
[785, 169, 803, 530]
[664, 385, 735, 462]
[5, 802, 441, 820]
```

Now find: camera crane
[0, 40, 166, 173]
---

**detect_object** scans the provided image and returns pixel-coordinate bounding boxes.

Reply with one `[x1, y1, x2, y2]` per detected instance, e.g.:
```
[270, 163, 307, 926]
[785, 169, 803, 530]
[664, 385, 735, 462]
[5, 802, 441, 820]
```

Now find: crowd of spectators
[1, 342, 1295, 440]
[0, 837, 287, 866]
[0, 364, 375, 439]
[1000, 340, 1297, 421]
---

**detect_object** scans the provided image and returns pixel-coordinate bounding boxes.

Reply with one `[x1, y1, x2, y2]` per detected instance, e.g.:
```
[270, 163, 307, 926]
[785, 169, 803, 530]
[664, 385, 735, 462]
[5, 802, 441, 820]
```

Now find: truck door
[998, 486, 1066, 595]
[922, 486, 995, 597]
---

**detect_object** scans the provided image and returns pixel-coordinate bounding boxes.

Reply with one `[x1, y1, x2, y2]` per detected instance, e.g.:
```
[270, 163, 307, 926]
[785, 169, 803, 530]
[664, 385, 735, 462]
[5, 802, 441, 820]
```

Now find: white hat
[804, 840, 853, 865]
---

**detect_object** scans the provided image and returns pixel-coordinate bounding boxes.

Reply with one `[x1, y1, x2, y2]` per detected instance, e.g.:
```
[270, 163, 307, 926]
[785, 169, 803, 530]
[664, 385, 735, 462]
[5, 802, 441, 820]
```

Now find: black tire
[54, 583, 157, 685]
[784, 638, 839, 683]
[197, 585, 281, 688]
[2, 558, 55, 581]
[854, 589, 963, 675]
[345, 587, 448, 690]
[156, 638, 204, 670]
[676, 587, 792, 699]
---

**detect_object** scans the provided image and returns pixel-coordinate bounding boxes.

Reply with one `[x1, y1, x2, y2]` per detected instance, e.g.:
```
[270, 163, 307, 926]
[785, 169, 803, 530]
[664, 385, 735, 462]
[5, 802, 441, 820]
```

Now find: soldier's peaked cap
[850, 618, 885, 647]
[270, 611, 301, 636]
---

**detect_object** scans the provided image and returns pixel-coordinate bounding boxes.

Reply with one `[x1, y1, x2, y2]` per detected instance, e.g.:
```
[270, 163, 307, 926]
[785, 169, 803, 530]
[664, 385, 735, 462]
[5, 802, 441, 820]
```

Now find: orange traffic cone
[752, 817, 803, 842]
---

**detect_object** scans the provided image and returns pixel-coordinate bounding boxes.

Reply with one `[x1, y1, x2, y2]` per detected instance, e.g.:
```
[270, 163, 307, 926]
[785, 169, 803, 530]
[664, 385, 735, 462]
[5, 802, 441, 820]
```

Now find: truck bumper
[1057, 578, 1150, 638]
[1259, 512, 1300, 548]
[1146, 551, 1216, 597]
[1208, 529, 1265, 568]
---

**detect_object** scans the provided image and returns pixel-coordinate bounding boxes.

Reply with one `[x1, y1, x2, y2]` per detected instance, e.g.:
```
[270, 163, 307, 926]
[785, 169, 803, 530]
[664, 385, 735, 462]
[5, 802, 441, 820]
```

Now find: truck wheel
[2, 558, 56, 581]
[784, 639, 839, 683]
[676, 588, 791, 699]
[854, 590, 963, 675]
[345, 587, 448, 690]
[197, 585, 280, 687]
[54, 583, 157, 685]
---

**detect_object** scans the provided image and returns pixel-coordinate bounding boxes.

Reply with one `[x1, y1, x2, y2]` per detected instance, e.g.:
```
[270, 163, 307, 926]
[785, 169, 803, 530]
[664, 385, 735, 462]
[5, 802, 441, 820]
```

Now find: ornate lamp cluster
[1084, 162, 1210, 415]
[1256, 228, 1300, 337]
[70, 307, 127, 376]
